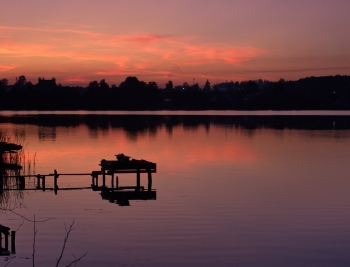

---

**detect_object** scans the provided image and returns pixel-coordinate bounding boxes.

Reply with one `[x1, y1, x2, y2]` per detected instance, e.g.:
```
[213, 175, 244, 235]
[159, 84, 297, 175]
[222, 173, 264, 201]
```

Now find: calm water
[1, 111, 350, 267]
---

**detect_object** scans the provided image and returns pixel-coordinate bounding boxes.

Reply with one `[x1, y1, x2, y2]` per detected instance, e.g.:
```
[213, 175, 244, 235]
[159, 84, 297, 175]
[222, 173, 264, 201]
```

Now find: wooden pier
[0, 224, 15, 256]
[0, 154, 157, 205]
[93, 154, 157, 205]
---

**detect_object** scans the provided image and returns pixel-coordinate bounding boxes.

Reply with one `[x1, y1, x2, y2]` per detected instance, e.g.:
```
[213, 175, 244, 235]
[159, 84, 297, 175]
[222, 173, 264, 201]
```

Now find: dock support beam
[91, 172, 99, 188]
[54, 170, 58, 195]
[11, 231, 16, 254]
[148, 170, 152, 191]
[19, 176, 25, 190]
[42, 176, 46, 191]
[4, 232, 9, 251]
[102, 169, 106, 187]
[136, 169, 140, 191]
[111, 173, 114, 191]
[36, 174, 40, 189]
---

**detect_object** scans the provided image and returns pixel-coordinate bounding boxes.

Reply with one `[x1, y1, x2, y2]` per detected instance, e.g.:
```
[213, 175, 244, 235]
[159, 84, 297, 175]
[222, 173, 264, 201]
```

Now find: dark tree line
[1, 75, 350, 110]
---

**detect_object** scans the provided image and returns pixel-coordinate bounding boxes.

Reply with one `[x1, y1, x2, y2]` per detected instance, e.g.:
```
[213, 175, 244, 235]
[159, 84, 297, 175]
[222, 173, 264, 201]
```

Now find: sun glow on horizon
[0, 24, 269, 86]
[1, 1, 350, 86]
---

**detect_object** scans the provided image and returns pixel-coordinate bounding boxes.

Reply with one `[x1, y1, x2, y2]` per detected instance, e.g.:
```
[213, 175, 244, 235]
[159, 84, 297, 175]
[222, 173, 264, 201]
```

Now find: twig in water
[3, 255, 14, 267]
[15, 219, 25, 232]
[55, 220, 87, 267]
[65, 253, 88, 267]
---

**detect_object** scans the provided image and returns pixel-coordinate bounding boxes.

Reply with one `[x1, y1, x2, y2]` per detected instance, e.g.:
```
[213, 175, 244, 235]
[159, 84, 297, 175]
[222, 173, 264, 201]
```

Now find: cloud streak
[0, 65, 17, 72]
[0, 24, 265, 84]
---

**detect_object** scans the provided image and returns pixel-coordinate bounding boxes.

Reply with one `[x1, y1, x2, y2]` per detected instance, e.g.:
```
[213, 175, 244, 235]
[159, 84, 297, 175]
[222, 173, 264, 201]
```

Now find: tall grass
[0, 130, 36, 210]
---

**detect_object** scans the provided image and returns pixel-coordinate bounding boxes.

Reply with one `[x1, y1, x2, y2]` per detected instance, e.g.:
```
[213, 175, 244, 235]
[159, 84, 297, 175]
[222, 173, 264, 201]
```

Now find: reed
[0, 130, 36, 209]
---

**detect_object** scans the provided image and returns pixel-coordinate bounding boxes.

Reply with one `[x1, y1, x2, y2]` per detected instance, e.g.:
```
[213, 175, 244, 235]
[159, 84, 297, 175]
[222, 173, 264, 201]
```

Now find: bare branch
[3, 255, 15, 267]
[55, 220, 75, 267]
[65, 253, 88, 267]
[15, 219, 25, 232]
[0, 207, 53, 222]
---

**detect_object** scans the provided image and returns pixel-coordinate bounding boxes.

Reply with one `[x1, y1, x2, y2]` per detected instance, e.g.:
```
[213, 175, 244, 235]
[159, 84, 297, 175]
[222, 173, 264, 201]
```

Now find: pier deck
[1, 154, 157, 205]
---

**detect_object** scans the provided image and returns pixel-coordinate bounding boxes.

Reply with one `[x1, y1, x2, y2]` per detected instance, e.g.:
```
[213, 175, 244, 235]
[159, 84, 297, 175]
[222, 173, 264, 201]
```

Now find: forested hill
[0, 75, 350, 110]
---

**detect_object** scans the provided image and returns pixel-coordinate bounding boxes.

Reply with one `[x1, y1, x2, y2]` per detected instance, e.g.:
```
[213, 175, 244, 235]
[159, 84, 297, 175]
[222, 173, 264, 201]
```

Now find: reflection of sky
[1, 1, 350, 86]
[2, 118, 350, 266]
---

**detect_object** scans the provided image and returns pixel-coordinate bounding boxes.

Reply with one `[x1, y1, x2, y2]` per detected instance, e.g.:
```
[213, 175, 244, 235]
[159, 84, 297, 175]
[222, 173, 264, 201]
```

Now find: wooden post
[111, 173, 114, 190]
[148, 170, 152, 191]
[11, 231, 16, 254]
[110, 173, 115, 203]
[36, 174, 40, 189]
[116, 176, 119, 190]
[54, 170, 58, 195]
[4, 232, 9, 251]
[102, 169, 106, 187]
[42, 176, 46, 191]
[19, 175, 25, 190]
[136, 169, 140, 191]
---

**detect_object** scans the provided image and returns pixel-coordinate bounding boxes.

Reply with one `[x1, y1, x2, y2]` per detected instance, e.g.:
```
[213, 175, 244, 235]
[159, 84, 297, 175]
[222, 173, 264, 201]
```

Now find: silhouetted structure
[1, 153, 157, 206]
[37, 77, 57, 90]
[95, 154, 157, 205]
[0, 224, 16, 255]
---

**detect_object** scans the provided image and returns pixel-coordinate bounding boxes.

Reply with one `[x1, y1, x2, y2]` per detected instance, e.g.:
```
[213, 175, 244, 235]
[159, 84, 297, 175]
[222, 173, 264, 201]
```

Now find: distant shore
[1, 75, 350, 111]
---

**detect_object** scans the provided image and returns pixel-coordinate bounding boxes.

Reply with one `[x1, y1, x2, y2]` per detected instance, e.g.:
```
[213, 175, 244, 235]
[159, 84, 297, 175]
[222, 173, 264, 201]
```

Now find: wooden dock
[0, 154, 157, 205]
[93, 154, 157, 205]
[0, 224, 15, 256]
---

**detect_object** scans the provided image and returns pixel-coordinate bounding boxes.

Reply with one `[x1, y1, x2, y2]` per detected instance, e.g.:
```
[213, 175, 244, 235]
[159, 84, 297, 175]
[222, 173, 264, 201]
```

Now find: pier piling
[11, 231, 16, 254]
[54, 170, 58, 195]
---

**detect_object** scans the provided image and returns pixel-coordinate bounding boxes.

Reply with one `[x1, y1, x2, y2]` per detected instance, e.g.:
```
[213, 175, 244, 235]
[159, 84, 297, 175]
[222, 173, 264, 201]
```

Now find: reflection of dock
[0, 154, 157, 206]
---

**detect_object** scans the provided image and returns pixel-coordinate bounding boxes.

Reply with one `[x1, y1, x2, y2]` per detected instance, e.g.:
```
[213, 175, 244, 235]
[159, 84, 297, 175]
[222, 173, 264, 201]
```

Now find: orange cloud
[62, 76, 88, 83]
[0, 24, 266, 85]
[0, 65, 17, 72]
[123, 34, 172, 44]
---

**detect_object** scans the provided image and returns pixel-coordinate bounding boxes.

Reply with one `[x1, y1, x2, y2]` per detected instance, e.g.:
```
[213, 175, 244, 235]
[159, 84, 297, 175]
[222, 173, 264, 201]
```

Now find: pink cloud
[62, 76, 88, 83]
[0, 24, 266, 85]
[0, 65, 17, 72]
[123, 34, 172, 44]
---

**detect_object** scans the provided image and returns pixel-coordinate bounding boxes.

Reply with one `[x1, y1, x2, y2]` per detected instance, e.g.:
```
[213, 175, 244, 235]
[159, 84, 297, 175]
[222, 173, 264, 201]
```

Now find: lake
[1, 111, 350, 267]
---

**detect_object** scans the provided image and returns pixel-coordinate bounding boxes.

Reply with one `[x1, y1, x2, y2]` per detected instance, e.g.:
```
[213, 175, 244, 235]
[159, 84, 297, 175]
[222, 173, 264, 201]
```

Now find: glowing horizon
[1, 0, 350, 87]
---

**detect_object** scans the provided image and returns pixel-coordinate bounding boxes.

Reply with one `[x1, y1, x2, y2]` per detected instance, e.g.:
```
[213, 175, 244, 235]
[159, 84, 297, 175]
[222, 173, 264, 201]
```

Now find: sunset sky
[1, 0, 350, 87]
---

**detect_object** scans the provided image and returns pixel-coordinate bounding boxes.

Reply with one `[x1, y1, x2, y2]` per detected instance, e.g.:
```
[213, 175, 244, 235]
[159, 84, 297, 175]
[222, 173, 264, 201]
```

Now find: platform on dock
[100, 158, 156, 173]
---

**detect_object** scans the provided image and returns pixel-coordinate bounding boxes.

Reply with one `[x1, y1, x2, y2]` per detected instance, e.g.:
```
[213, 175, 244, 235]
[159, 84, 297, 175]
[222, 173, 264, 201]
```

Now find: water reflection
[1, 114, 350, 142]
[1, 113, 350, 267]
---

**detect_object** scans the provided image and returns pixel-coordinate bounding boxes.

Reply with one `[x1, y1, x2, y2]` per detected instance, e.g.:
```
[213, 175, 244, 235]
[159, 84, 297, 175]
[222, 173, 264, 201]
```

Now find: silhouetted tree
[182, 82, 190, 89]
[203, 80, 211, 91]
[15, 75, 27, 88]
[148, 81, 158, 90]
[1, 78, 8, 86]
[99, 79, 109, 90]
[119, 76, 146, 91]
[165, 80, 173, 90]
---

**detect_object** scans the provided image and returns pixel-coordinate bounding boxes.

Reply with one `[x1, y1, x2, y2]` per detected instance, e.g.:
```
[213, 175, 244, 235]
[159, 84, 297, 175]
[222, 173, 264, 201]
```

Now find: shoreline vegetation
[1, 75, 350, 111]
